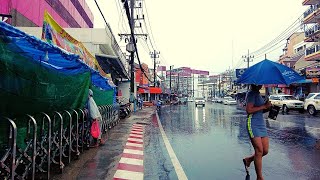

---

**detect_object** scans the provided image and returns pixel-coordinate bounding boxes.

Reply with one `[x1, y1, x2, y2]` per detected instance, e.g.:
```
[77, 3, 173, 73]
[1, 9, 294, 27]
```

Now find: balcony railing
[305, 24, 320, 37]
[304, 4, 320, 18]
[305, 44, 320, 56]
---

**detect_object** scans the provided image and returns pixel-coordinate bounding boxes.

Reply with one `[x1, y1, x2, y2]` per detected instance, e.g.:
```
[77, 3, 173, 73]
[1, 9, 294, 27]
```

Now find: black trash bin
[268, 105, 281, 120]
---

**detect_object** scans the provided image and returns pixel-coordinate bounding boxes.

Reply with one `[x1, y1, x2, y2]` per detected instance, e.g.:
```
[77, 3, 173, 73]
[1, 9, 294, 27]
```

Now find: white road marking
[113, 169, 144, 180]
[130, 134, 143, 138]
[128, 138, 143, 142]
[131, 131, 144, 134]
[119, 157, 144, 166]
[156, 113, 188, 180]
[126, 142, 144, 147]
[123, 149, 144, 155]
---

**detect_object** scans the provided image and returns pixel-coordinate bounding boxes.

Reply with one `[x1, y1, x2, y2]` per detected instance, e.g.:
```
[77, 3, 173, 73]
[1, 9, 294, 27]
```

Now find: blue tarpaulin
[0, 21, 113, 90]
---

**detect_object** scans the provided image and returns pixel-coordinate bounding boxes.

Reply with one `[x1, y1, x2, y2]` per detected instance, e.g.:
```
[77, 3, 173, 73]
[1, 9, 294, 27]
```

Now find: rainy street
[144, 102, 320, 180]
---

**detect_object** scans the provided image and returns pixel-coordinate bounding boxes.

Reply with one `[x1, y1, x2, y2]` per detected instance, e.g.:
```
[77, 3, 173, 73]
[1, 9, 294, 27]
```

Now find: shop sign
[306, 67, 320, 78]
[236, 68, 247, 78]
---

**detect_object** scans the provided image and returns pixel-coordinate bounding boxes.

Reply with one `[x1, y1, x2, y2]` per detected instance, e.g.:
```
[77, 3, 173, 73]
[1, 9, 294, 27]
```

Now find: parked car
[269, 94, 304, 113]
[304, 93, 320, 115]
[195, 97, 205, 107]
[216, 97, 223, 103]
[223, 96, 237, 105]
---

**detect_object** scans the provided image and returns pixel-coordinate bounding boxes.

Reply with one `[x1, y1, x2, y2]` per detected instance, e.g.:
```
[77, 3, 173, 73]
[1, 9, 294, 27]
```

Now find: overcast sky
[86, 0, 306, 74]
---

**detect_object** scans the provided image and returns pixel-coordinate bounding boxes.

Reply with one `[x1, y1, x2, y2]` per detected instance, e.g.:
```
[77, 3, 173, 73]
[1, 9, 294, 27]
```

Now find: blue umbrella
[236, 59, 305, 85]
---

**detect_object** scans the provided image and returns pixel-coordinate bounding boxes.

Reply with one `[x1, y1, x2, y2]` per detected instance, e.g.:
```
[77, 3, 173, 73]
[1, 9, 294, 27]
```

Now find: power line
[142, 0, 157, 50]
[233, 13, 304, 69]
[253, 27, 302, 59]
[250, 14, 303, 55]
[122, 0, 154, 83]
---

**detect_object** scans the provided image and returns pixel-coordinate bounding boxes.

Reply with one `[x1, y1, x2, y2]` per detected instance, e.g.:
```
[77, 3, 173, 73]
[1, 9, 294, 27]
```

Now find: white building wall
[17, 27, 128, 74]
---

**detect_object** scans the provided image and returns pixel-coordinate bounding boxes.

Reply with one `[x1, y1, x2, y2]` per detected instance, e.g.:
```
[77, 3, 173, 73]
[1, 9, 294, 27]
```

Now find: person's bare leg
[251, 137, 264, 180]
[261, 137, 269, 157]
[244, 154, 254, 167]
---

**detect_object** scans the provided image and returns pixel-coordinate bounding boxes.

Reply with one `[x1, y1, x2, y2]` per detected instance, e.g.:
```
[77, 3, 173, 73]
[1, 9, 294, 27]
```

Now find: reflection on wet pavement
[158, 103, 320, 179]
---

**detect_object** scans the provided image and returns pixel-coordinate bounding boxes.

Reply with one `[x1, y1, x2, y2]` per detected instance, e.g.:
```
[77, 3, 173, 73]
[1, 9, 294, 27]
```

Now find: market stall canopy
[237, 59, 305, 85]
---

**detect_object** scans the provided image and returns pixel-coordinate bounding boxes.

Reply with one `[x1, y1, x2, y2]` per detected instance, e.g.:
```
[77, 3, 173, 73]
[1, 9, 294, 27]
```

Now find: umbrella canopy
[236, 59, 305, 85]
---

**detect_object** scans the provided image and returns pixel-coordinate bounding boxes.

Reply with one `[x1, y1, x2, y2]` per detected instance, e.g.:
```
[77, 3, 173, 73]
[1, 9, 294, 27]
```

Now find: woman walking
[243, 84, 271, 180]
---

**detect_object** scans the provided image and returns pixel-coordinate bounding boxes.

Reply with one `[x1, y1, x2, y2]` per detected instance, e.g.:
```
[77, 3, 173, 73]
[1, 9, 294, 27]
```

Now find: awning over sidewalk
[138, 88, 148, 94]
[137, 87, 162, 94]
[96, 54, 129, 79]
[149, 87, 162, 94]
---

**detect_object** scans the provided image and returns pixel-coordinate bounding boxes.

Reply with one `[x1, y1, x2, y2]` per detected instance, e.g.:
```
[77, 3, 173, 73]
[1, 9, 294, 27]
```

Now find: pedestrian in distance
[243, 84, 272, 180]
[138, 96, 143, 110]
[87, 89, 104, 147]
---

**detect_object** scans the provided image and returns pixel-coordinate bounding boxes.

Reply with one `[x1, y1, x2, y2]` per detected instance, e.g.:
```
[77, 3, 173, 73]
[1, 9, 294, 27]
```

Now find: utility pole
[150, 50, 160, 87]
[187, 75, 189, 98]
[229, 67, 232, 92]
[177, 69, 180, 96]
[169, 65, 173, 101]
[202, 79, 205, 98]
[242, 49, 254, 90]
[129, 0, 135, 107]
[121, 0, 149, 111]
[192, 73, 194, 98]
[218, 75, 221, 97]
[242, 49, 254, 69]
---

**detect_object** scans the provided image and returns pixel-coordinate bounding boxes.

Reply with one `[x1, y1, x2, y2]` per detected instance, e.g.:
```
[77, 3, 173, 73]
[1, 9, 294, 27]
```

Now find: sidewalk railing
[0, 104, 120, 180]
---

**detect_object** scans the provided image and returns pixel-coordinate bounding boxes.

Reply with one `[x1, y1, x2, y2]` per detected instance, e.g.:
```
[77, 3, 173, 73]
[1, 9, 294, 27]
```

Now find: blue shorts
[247, 115, 268, 138]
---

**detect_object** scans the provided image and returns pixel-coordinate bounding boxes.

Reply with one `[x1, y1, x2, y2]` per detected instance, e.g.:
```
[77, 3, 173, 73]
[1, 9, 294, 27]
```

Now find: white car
[269, 94, 304, 113]
[195, 97, 205, 107]
[223, 96, 237, 105]
[304, 93, 320, 115]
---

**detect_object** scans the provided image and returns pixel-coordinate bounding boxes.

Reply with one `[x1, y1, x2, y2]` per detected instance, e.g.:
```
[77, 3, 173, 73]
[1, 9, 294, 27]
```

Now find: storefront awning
[138, 87, 149, 94]
[96, 54, 129, 79]
[149, 87, 162, 94]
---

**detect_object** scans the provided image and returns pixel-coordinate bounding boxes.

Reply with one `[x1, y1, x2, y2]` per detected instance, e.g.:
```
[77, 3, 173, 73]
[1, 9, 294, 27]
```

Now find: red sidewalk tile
[129, 135, 143, 139]
[127, 140, 143, 144]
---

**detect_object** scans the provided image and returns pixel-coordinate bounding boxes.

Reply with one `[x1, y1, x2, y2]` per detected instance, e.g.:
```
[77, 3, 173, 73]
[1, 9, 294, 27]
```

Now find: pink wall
[78, 0, 94, 21]
[11, 0, 69, 27]
[1, 0, 93, 28]
[60, 0, 86, 27]
[0, 0, 10, 14]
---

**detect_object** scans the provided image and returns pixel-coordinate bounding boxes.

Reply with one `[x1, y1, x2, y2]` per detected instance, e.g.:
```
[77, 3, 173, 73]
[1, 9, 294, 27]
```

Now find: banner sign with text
[41, 11, 112, 80]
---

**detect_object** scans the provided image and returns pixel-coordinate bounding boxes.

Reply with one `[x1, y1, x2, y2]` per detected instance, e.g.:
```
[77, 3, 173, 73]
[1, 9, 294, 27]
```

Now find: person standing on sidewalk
[243, 84, 272, 180]
[87, 89, 103, 147]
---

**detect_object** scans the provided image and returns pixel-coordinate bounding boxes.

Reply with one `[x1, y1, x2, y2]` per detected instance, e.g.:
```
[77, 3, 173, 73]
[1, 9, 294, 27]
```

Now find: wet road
[148, 102, 320, 180]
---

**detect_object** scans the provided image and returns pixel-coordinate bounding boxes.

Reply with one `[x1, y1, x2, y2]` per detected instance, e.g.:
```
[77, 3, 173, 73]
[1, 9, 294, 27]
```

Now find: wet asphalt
[150, 102, 320, 180]
[60, 103, 320, 180]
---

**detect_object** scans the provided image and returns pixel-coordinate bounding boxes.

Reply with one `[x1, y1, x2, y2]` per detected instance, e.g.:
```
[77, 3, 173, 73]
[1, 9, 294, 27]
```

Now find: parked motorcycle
[119, 103, 131, 119]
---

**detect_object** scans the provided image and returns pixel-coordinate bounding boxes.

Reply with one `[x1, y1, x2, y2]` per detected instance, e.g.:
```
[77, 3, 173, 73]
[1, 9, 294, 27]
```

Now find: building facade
[0, 0, 93, 28]
[164, 67, 209, 98]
